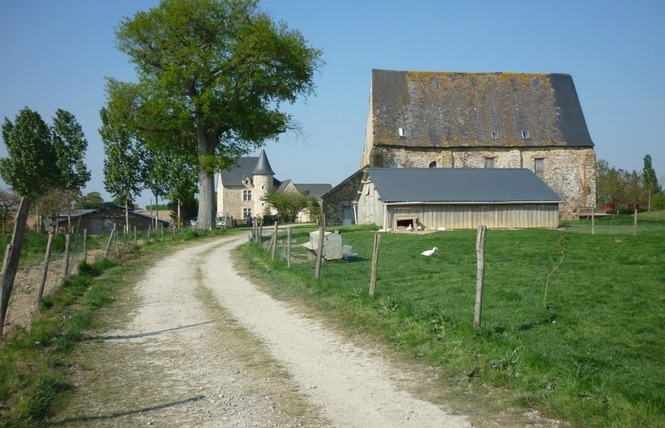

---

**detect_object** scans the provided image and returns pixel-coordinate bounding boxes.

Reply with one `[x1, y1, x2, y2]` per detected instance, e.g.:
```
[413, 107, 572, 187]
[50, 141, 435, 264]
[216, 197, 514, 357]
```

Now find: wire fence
[563, 212, 660, 235]
[251, 224, 378, 286]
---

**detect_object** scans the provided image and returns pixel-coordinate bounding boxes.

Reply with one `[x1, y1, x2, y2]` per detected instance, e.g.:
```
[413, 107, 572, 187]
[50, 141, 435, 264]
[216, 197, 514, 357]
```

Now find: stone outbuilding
[360, 69, 597, 219]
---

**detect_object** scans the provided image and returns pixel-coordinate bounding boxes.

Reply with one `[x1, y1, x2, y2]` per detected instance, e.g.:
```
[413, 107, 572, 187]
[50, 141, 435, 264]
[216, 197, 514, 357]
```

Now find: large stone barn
[360, 69, 597, 219]
[354, 168, 561, 230]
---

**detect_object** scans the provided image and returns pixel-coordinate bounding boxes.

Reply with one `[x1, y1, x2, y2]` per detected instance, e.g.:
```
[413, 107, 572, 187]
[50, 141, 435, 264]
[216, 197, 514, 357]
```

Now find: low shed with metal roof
[357, 168, 561, 230]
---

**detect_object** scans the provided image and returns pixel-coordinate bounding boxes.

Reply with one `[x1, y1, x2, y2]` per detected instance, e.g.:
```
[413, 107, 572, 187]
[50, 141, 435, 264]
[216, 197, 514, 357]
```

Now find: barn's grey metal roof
[370, 69, 594, 148]
[366, 168, 561, 203]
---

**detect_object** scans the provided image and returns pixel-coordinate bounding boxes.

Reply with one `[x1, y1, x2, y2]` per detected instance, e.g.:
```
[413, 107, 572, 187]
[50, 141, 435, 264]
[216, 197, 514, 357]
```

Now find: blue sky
[1, 0, 664, 207]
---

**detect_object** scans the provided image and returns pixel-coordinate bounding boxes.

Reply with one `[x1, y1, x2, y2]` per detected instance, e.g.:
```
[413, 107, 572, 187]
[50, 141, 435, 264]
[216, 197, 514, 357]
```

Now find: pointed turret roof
[253, 149, 275, 175]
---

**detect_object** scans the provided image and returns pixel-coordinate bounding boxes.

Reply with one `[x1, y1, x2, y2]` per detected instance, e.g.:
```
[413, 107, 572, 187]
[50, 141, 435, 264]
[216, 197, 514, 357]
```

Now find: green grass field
[240, 213, 665, 427]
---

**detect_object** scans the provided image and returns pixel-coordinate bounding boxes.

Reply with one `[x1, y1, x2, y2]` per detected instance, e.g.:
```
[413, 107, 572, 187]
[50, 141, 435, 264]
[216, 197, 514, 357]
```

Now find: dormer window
[491, 131, 499, 140]
[398, 127, 406, 137]
[521, 129, 531, 139]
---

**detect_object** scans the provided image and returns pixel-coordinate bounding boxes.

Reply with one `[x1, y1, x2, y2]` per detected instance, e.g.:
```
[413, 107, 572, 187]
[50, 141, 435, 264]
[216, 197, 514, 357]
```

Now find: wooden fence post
[63, 234, 72, 280]
[258, 219, 264, 246]
[287, 226, 292, 268]
[369, 233, 381, 298]
[271, 222, 279, 260]
[104, 225, 116, 259]
[633, 205, 638, 236]
[315, 222, 324, 280]
[474, 225, 488, 329]
[83, 228, 88, 264]
[0, 197, 31, 338]
[36, 233, 55, 306]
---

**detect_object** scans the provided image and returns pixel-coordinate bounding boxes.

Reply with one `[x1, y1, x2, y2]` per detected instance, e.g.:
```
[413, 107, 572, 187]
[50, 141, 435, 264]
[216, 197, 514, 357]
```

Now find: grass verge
[0, 227, 235, 427]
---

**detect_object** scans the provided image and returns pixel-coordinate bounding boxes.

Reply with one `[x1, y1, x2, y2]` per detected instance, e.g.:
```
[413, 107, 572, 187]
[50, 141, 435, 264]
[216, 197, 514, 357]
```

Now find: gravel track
[51, 234, 474, 427]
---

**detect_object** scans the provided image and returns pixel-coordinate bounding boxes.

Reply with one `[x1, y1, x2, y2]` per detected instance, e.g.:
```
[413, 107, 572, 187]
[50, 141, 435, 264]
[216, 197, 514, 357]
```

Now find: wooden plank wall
[388, 204, 560, 230]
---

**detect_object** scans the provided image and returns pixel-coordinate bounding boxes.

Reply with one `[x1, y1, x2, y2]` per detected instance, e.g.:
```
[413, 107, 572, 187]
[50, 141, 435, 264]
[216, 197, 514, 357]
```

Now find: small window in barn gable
[534, 158, 544, 176]
[521, 129, 531, 139]
[491, 131, 499, 140]
[484, 157, 495, 168]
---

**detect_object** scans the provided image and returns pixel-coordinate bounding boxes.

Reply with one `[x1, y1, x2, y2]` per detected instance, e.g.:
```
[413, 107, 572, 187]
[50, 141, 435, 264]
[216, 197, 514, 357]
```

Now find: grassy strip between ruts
[236, 212, 665, 428]
[0, 227, 232, 428]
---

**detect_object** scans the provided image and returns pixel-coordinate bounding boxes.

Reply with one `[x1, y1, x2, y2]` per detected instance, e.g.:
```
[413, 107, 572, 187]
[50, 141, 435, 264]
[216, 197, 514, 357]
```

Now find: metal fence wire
[253, 225, 377, 284]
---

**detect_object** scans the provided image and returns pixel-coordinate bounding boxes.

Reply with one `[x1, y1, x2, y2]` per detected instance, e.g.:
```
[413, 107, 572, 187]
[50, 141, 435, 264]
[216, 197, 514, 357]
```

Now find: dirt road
[51, 234, 474, 427]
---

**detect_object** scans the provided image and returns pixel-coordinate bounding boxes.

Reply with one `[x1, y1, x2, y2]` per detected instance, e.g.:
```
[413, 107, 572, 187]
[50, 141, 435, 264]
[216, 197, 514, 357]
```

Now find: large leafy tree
[104, 0, 322, 228]
[100, 107, 145, 228]
[52, 109, 91, 192]
[0, 108, 59, 198]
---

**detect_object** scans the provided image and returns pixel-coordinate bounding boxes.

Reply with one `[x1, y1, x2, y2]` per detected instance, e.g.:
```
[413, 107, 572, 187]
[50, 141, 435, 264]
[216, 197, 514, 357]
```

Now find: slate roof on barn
[370, 69, 594, 148]
[293, 183, 332, 197]
[57, 205, 169, 222]
[366, 168, 561, 203]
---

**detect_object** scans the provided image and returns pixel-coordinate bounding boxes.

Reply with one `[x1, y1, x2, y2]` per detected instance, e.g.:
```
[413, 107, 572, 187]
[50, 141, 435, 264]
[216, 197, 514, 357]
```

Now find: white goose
[420, 247, 438, 256]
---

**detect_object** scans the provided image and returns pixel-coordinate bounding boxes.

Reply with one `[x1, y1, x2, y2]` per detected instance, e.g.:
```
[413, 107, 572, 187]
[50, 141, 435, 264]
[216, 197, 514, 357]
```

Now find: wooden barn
[354, 168, 561, 230]
[56, 204, 170, 234]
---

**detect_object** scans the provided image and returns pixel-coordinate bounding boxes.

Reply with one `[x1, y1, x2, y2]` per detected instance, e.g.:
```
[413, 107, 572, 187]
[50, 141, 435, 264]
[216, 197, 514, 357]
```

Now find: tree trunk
[196, 130, 216, 229]
[155, 193, 159, 229]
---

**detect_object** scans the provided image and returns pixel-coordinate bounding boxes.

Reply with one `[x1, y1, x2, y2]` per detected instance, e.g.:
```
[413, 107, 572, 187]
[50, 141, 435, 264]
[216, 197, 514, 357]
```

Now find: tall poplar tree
[642, 154, 659, 211]
[104, 0, 322, 228]
[100, 107, 145, 229]
[52, 109, 91, 192]
[0, 108, 59, 198]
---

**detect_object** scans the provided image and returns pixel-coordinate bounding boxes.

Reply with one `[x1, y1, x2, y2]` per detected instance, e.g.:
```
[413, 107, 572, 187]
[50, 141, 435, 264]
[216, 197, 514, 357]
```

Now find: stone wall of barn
[367, 146, 596, 219]
[322, 171, 363, 226]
